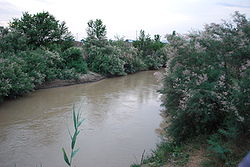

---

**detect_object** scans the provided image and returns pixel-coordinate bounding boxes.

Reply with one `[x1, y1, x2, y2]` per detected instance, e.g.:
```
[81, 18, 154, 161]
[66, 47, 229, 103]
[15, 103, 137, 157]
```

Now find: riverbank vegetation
[0, 12, 166, 102]
[133, 12, 250, 167]
[0, 12, 83, 101]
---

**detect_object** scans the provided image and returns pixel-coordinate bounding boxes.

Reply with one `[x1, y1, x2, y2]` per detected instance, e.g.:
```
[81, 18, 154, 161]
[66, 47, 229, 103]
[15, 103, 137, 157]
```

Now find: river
[0, 70, 163, 167]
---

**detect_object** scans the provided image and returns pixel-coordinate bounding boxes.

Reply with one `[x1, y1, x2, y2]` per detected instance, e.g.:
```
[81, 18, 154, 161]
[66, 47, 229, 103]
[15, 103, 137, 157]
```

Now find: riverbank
[36, 71, 105, 89]
[131, 134, 250, 167]
[131, 139, 206, 167]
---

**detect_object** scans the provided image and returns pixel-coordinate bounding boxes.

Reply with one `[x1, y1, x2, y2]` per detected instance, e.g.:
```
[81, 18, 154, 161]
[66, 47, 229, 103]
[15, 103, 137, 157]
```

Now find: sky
[0, 0, 250, 40]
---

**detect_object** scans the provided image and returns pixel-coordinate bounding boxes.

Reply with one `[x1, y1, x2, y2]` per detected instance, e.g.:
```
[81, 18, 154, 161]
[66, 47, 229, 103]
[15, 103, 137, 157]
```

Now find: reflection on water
[0, 70, 163, 167]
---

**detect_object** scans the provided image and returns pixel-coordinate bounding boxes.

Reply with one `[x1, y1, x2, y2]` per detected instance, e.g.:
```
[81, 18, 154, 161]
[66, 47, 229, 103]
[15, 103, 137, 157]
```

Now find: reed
[62, 105, 84, 166]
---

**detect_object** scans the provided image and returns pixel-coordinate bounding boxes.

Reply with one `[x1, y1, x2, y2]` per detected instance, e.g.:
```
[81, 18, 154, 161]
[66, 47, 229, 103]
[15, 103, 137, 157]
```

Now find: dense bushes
[83, 19, 125, 76]
[90, 53, 126, 76]
[19, 49, 63, 83]
[133, 30, 166, 69]
[160, 12, 250, 166]
[0, 12, 87, 101]
[0, 56, 33, 100]
[84, 20, 166, 76]
[0, 27, 29, 53]
[111, 38, 146, 73]
[1, 14, 167, 101]
[62, 47, 88, 74]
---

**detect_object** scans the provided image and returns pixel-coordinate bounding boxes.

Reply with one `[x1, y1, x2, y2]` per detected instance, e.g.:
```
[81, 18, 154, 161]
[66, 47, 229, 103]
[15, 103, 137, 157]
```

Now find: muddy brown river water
[0, 70, 163, 167]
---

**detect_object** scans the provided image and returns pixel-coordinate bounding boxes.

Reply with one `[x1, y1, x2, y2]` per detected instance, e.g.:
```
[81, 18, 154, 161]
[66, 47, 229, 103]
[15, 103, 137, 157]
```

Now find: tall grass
[62, 105, 84, 167]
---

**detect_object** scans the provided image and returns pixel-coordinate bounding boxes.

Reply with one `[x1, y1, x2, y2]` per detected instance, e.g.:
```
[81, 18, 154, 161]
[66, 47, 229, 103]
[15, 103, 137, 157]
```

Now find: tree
[84, 19, 107, 65]
[133, 30, 151, 55]
[154, 34, 160, 41]
[86, 19, 107, 41]
[10, 11, 74, 49]
[84, 19, 108, 49]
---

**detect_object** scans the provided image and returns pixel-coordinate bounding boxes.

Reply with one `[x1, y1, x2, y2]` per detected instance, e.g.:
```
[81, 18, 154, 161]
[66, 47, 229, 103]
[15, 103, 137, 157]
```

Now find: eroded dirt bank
[37, 72, 105, 89]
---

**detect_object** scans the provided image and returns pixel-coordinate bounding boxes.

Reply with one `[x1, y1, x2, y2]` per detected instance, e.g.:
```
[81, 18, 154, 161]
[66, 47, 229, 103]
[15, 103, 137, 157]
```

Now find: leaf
[71, 148, 80, 159]
[77, 130, 80, 136]
[62, 147, 71, 166]
[77, 118, 85, 128]
[77, 110, 80, 122]
[71, 131, 78, 150]
[73, 109, 77, 131]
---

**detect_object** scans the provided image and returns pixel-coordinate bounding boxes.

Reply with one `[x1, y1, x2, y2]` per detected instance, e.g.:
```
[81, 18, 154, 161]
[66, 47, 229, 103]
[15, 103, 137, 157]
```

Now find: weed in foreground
[62, 105, 84, 167]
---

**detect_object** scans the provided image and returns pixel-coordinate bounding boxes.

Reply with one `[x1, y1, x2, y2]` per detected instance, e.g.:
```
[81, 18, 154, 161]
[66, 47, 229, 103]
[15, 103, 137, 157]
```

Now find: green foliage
[10, 11, 74, 50]
[0, 55, 34, 100]
[133, 30, 165, 55]
[133, 142, 189, 167]
[84, 19, 108, 53]
[0, 47, 81, 100]
[111, 38, 146, 73]
[0, 12, 84, 102]
[66, 60, 88, 74]
[133, 30, 165, 69]
[62, 47, 82, 61]
[84, 20, 127, 76]
[62, 105, 84, 167]
[207, 134, 233, 165]
[204, 129, 250, 167]
[57, 68, 79, 80]
[162, 12, 250, 141]
[143, 53, 163, 70]
[62, 47, 88, 74]
[160, 12, 250, 166]
[86, 19, 107, 41]
[90, 52, 126, 76]
[18, 48, 63, 84]
[0, 28, 28, 53]
[122, 55, 146, 74]
[84, 22, 165, 76]
[84, 19, 108, 71]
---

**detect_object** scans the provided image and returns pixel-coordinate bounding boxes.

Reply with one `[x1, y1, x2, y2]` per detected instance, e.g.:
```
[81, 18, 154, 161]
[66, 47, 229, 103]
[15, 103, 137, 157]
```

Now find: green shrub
[160, 12, 250, 166]
[111, 38, 146, 73]
[0, 12, 85, 102]
[18, 48, 63, 84]
[0, 47, 83, 101]
[57, 68, 79, 80]
[136, 142, 189, 167]
[84, 20, 151, 76]
[0, 28, 29, 53]
[123, 56, 146, 73]
[132, 30, 166, 70]
[62, 47, 88, 74]
[161, 12, 250, 142]
[0, 56, 34, 99]
[62, 47, 82, 61]
[143, 54, 163, 70]
[67, 60, 88, 74]
[232, 67, 250, 133]
[90, 53, 126, 76]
